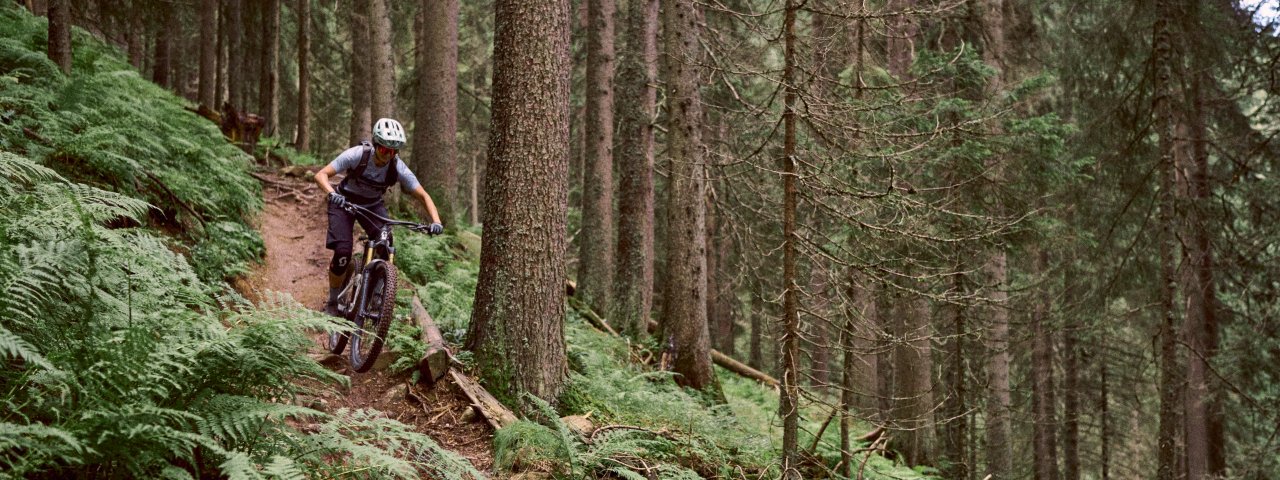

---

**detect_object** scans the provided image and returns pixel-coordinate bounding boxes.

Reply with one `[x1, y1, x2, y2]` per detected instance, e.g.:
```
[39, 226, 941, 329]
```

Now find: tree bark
[975, 0, 1012, 476]
[463, 0, 571, 411]
[1062, 271, 1081, 480]
[779, 0, 802, 476]
[151, 2, 173, 88]
[1100, 340, 1111, 480]
[577, 0, 616, 317]
[885, 0, 917, 79]
[804, 262, 832, 392]
[414, 0, 459, 224]
[1031, 253, 1059, 480]
[892, 292, 935, 467]
[748, 280, 765, 370]
[941, 274, 968, 480]
[611, 0, 658, 341]
[983, 253, 1013, 478]
[1182, 59, 1219, 480]
[228, 0, 245, 110]
[216, 1, 228, 106]
[259, 0, 280, 135]
[1153, 1, 1183, 478]
[348, 0, 372, 143]
[662, 0, 718, 394]
[47, 0, 71, 75]
[369, 0, 395, 120]
[294, 0, 311, 152]
[127, 11, 144, 70]
[198, 0, 218, 108]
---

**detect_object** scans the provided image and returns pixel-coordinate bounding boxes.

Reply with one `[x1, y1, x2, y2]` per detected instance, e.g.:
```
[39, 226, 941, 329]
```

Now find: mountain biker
[314, 118, 443, 316]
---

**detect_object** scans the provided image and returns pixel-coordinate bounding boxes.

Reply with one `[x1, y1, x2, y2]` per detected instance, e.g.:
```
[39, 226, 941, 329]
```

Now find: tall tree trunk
[414, 0, 459, 223]
[369, 0, 395, 120]
[1062, 270, 1081, 480]
[779, 0, 802, 476]
[662, 0, 718, 394]
[216, 1, 228, 106]
[1100, 340, 1111, 480]
[348, 0, 371, 143]
[228, 0, 245, 109]
[151, 3, 173, 88]
[47, 0, 71, 74]
[198, 0, 218, 108]
[942, 274, 968, 480]
[127, 12, 144, 70]
[294, 0, 311, 152]
[975, 0, 1012, 476]
[612, 0, 658, 340]
[841, 270, 878, 477]
[577, 0, 616, 316]
[984, 253, 1013, 478]
[463, 0, 571, 411]
[1031, 253, 1059, 480]
[258, 0, 280, 135]
[706, 192, 720, 352]
[749, 281, 765, 370]
[1153, 1, 1183, 478]
[885, 0, 916, 78]
[1182, 62, 1220, 480]
[242, 0, 262, 112]
[893, 292, 935, 466]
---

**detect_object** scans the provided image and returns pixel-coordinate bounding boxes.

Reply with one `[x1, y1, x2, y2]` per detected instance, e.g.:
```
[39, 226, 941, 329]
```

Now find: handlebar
[341, 202, 438, 235]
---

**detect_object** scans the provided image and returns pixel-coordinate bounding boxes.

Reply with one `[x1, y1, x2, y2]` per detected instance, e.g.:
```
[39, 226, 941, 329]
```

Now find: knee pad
[329, 250, 353, 275]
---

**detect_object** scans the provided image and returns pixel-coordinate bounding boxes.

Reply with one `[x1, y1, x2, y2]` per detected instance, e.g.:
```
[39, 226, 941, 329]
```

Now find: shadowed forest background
[3, 0, 1280, 479]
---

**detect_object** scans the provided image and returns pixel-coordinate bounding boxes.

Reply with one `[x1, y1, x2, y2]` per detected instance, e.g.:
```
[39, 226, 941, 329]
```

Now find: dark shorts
[326, 197, 389, 255]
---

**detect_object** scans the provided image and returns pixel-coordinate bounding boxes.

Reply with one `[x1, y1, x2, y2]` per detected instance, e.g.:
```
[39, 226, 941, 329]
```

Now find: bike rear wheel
[349, 261, 397, 372]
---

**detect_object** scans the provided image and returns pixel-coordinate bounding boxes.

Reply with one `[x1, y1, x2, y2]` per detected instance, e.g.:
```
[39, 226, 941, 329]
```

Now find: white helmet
[372, 118, 407, 149]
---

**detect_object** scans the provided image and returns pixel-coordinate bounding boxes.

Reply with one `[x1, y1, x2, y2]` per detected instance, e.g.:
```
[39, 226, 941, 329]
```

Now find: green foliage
[0, 6, 261, 282]
[395, 232, 479, 341]
[493, 396, 704, 480]
[0, 151, 479, 479]
[256, 137, 325, 166]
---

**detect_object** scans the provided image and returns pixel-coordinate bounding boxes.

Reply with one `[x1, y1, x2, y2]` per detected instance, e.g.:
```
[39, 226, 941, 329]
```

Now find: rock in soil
[381, 383, 408, 405]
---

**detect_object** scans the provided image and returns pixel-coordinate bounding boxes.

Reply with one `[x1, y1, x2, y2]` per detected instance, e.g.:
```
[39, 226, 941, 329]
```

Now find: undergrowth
[0, 5, 262, 283]
[382, 224, 932, 478]
[0, 153, 480, 479]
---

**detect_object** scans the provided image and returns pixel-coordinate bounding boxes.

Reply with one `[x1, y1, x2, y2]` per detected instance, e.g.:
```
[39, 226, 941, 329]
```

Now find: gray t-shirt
[327, 145, 422, 200]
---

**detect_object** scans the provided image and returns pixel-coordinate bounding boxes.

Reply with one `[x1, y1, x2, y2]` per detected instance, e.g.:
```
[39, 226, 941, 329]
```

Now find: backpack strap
[342, 140, 400, 191]
[351, 141, 375, 179]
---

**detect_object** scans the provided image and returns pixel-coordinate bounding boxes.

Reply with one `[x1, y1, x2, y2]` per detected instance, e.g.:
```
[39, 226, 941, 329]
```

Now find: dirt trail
[241, 168, 497, 476]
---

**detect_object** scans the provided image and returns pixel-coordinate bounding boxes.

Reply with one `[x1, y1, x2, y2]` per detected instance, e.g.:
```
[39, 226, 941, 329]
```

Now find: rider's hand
[428, 223, 444, 235]
[327, 192, 347, 207]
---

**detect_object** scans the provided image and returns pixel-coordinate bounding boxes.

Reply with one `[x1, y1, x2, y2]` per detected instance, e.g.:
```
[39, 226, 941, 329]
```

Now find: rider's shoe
[323, 300, 341, 317]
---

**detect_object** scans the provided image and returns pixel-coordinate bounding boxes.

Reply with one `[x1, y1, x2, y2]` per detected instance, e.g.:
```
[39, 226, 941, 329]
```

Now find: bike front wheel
[349, 261, 398, 372]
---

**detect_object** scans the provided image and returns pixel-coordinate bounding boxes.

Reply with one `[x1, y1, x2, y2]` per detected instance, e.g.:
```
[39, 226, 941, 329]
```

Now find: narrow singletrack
[240, 167, 496, 476]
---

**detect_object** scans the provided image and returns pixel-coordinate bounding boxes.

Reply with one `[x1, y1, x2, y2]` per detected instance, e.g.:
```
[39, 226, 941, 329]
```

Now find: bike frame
[336, 204, 424, 317]
[326, 202, 430, 372]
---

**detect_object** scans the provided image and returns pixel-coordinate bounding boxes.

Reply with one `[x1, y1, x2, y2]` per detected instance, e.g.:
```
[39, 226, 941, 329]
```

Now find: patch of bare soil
[241, 168, 496, 477]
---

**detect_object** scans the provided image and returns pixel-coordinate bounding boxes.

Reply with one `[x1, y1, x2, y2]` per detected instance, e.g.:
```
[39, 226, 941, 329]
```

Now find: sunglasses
[375, 144, 398, 155]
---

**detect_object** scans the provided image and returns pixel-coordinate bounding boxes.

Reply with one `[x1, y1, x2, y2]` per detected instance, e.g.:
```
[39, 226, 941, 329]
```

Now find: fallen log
[639, 320, 779, 388]
[711, 349, 779, 387]
[410, 295, 451, 384]
[449, 369, 518, 430]
[567, 296, 618, 337]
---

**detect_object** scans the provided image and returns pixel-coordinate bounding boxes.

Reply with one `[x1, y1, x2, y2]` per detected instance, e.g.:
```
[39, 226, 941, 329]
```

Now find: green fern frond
[262, 455, 305, 480]
[0, 152, 63, 186]
[0, 325, 56, 371]
[218, 451, 265, 480]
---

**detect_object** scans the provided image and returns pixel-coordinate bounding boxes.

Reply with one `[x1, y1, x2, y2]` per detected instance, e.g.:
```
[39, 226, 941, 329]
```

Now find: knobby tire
[350, 261, 397, 372]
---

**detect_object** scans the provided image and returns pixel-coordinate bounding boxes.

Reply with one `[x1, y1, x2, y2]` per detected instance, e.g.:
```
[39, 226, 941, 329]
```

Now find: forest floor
[238, 167, 498, 477]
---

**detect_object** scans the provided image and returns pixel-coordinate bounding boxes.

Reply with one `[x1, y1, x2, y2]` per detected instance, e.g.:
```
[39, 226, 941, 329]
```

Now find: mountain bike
[326, 202, 435, 372]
